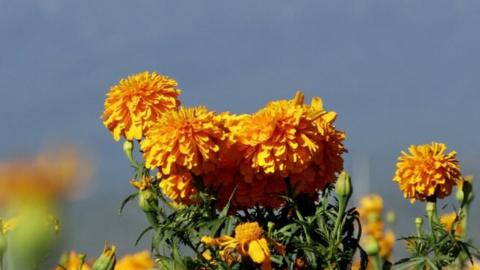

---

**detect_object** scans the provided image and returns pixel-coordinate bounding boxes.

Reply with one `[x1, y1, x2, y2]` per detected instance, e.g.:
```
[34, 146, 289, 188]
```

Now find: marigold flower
[229, 91, 345, 198]
[393, 142, 462, 202]
[102, 71, 181, 141]
[231, 92, 321, 179]
[201, 222, 284, 270]
[115, 250, 155, 270]
[440, 212, 463, 236]
[141, 106, 223, 176]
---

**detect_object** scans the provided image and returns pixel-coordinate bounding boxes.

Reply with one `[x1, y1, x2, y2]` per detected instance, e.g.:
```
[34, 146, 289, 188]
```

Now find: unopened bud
[92, 245, 116, 270]
[138, 189, 158, 213]
[415, 217, 423, 236]
[364, 236, 379, 256]
[425, 201, 436, 220]
[122, 140, 138, 167]
[386, 210, 396, 224]
[335, 171, 353, 199]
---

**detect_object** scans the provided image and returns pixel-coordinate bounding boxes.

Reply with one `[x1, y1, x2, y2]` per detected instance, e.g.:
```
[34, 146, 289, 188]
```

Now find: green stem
[333, 195, 348, 242]
[426, 200, 437, 248]
[372, 254, 382, 270]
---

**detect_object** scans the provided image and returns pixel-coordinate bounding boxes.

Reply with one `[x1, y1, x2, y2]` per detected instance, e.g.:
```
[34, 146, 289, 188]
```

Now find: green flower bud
[386, 210, 396, 224]
[364, 237, 379, 256]
[335, 171, 352, 199]
[138, 189, 158, 213]
[415, 217, 423, 237]
[123, 140, 138, 167]
[92, 245, 116, 270]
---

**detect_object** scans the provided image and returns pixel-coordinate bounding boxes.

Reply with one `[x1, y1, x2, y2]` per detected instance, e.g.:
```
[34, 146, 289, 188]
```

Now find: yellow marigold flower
[231, 92, 321, 179]
[440, 212, 463, 236]
[358, 194, 384, 221]
[201, 222, 284, 270]
[102, 71, 181, 141]
[115, 250, 155, 270]
[393, 142, 462, 202]
[141, 106, 223, 176]
[159, 169, 197, 205]
[55, 251, 90, 270]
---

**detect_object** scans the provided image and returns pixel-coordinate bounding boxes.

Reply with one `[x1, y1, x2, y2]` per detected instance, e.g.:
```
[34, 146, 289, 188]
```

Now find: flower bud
[92, 245, 116, 270]
[122, 140, 138, 167]
[415, 217, 423, 236]
[425, 201, 436, 220]
[335, 171, 352, 199]
[386, 210, 396, 225]
[363, 236, 379, 256]
[138, 189, 158, 213]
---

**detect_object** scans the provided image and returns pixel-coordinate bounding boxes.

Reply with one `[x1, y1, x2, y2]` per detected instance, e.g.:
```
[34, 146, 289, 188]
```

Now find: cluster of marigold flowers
[355, 194, 395, 269]
[102, 71, 346, 208]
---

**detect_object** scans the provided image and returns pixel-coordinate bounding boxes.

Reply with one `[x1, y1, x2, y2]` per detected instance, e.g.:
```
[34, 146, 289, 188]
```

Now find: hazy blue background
[1, 0, 479, 259]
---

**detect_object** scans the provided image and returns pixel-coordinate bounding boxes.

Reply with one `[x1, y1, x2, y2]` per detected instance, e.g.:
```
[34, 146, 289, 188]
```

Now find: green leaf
[118, 192, 138, 215]
[135, 226, 153, 246]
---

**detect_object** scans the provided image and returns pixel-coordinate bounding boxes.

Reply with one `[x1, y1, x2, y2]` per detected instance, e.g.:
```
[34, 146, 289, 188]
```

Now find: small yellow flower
[393, 142, 462, 202]
[102, 71, 181, 141]
[201, 222, 284, 270]
[115, 250, 155, 270]
[440, 212, 463, 236]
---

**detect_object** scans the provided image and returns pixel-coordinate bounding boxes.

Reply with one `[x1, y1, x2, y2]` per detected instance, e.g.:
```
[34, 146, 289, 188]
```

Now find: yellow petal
[248, 238, 270, 263]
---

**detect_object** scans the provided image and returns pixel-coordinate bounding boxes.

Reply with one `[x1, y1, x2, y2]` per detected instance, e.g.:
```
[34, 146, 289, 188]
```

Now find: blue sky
[1, 0, 479, 256]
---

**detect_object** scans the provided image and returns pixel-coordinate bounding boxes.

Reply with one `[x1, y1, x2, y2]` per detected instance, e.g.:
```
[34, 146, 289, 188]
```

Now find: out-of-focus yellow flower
[102, 71, 181, 141]
[115, 250, 155, 270]
[201, 222, 284, 270]
[141, 106, 223, 176]
[469, 260, 480, 270]
[393, 142, 462, 202]
[440, 212, 463, 236]
[358, 194, 384, 221]
[0, 146, 91, 203]
[55, 251, 90, 270]
[379, 230, 395, 259]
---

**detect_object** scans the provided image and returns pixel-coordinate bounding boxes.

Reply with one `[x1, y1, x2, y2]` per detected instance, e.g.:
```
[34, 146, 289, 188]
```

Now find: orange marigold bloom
[229, 91, 346, 195]
[393, 142, 462, 202]
[141, 106, 223, 176]
[102, 71, 181, 141]
[231, 92, 321, 179]
[115, 250, 155, 270]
